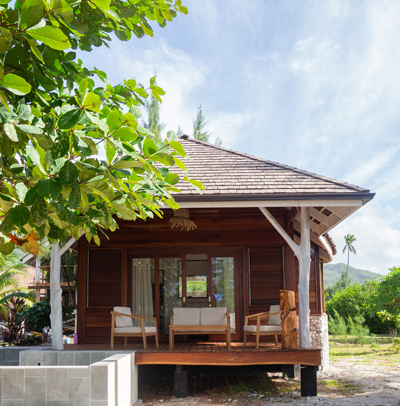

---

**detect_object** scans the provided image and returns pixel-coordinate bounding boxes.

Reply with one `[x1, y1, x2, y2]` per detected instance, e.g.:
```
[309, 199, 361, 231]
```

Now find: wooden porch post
[259, 206, 312, 348]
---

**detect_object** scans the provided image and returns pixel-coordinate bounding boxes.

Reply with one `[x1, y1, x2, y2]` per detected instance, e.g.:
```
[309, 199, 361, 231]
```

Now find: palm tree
[342, 234, 356, 289]
[0, 253, 32, 311]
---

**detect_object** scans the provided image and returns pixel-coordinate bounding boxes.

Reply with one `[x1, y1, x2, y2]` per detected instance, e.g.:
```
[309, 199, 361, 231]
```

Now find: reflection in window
[212, 257, 236, 333]
[160, 258, 182, 334]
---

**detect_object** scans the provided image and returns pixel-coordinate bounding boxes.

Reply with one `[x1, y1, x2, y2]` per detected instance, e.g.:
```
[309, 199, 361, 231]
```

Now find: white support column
[50, 243, 64, 351]
[49, 237, 77, 351]
[259, 206, 312, 348]
[298, 207, 311, 348]
[35, 257, 41, 303]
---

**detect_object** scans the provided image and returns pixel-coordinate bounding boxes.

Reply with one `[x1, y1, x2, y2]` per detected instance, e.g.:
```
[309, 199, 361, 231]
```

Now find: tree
[374, 266, 400, 332]
[325, 270, 351, 300]
[193, 105, 210, 142]
[143, 87, 166, 143]
[0, 0, 203, 256]
[342, 234, 356, 289]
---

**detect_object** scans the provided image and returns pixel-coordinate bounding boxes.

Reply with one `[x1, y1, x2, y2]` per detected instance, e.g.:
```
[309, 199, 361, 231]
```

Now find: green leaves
[36, 179, 62, 197]
[0, 28, 12, 54]
[83, 92, 101, 113]
[1, 74, 31, 96]
[20, 0, 45, 30]
[59, 109, 82, 129]
[27, 26, 71, 50]
[4, 123, 18, 141]
[59, 161, 79, 187]
[6, 205, 30, 227]
[0, 0, 198, 254]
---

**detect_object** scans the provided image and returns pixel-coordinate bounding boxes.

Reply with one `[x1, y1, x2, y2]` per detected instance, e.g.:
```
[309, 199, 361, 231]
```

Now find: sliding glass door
[130, 251, 240, 340]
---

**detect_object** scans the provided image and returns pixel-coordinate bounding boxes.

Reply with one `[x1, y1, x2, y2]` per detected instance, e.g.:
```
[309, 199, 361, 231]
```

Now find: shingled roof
[175, 136, 373, 202]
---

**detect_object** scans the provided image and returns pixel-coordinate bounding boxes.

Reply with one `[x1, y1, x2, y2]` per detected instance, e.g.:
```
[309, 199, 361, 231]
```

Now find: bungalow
[76, 135, 374, 373]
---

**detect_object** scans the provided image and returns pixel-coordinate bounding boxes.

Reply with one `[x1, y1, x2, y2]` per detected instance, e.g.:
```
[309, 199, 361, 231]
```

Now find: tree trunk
[50, 243, 64, 350]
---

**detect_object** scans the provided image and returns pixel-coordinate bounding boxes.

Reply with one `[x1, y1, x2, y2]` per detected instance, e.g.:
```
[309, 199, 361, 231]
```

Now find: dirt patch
[136, 354, 400, 406]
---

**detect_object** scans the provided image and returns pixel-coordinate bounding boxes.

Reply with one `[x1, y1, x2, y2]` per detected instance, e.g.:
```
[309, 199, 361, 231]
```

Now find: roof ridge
[181, 138, 368, 193]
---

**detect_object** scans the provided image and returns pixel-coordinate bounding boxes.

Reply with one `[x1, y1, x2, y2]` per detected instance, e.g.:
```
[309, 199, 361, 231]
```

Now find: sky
[81, 0, 400, 275]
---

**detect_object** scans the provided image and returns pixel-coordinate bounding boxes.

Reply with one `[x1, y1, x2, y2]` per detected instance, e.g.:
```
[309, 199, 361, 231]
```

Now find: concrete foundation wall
[0, 350, 138, 406]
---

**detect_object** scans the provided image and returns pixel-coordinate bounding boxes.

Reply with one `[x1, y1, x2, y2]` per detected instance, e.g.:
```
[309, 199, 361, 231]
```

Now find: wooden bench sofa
[169, 307, 231, 350]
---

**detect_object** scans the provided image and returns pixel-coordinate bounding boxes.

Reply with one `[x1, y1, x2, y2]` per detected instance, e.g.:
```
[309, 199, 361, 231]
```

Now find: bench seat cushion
[200, 307, 227, 325]
[172, 308, 200, 325]
[244, 325, 282, 333]
[114, 326, 157, 334]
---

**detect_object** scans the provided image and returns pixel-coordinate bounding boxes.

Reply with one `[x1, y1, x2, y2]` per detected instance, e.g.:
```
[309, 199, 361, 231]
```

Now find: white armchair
[110, 306, 158, 350]
[243, 304, 282, 348]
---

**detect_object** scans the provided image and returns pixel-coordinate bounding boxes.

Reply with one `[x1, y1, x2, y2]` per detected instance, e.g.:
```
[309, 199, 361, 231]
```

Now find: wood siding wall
[249, 247, 283, 306]
[77, 208, 323, 344]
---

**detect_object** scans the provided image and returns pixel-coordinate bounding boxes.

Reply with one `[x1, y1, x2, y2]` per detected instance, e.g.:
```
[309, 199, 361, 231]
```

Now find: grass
[319, 379, 362, 395]
[209, 374, 278, 398]
[329, 335, 400, 365]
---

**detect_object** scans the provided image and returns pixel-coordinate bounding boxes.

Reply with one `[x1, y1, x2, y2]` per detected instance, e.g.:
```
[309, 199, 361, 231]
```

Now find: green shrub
[326, 280, 383, 333]
[372, 267, 400, 331]
[18, 298, 73, 333]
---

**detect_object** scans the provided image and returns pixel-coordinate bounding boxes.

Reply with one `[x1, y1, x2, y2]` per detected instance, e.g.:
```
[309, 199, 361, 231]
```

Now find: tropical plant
[342, 234, 357, 288]
[18, 298, 73, 333]
[0, 0, 202, 257]
[0, 253, 32, 311]
[0, 296, 26, 344]
[325, 270, 351, 300]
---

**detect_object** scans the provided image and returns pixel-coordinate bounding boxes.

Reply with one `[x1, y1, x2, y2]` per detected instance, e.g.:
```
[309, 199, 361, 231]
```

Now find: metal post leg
[174, 365, 188, 398]
[300, 365, 318, 396]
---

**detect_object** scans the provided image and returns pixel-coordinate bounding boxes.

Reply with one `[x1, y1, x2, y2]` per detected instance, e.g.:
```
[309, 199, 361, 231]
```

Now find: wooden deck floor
[64, 341, 321, 367]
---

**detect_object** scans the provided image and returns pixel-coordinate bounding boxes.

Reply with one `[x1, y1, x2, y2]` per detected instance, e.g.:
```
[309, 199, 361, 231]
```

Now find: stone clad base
[310, 314, 329, 371]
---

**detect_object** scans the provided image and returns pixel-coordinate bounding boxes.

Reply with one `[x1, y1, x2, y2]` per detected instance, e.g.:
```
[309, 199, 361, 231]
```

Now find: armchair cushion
[114, 306, 133, 328]
[244, 325, 282, 333]
[268, 305, 281, 326]
[200, 307, 227, 325]
[115, 326, 157, 334]
[172, 308, 200, 325]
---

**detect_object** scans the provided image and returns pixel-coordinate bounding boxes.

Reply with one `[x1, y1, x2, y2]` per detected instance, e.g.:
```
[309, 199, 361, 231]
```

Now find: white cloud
[208, 111, 256, 148]
[330, 203, 400, 275]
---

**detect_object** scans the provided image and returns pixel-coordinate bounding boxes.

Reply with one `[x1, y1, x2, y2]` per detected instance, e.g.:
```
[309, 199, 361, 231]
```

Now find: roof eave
[175, 192, 375, 207]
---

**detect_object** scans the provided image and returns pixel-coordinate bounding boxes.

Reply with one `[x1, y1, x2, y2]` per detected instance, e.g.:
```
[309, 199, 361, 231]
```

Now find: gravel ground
[136, 355, 400, 406]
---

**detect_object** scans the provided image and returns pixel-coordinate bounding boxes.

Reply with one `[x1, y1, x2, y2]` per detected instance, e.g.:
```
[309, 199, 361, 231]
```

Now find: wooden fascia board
[178, 199, 364, 209]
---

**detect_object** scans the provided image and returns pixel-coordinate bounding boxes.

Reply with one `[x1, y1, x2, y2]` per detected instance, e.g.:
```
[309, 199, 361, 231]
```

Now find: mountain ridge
[323, 262, 381, 287]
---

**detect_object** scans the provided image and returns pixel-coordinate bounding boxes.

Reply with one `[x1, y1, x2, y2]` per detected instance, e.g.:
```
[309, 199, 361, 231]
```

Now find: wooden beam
[259, 207, 312, 348]
[259, 207, 300, 257]
[135, 348, 321, 366]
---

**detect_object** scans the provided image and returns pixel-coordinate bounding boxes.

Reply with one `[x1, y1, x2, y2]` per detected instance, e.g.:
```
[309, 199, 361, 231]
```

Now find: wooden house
[76, 135, 373, 377]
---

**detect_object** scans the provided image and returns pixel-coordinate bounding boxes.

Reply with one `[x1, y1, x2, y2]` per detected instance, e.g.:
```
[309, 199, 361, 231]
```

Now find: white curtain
[132, 259, 154, 326]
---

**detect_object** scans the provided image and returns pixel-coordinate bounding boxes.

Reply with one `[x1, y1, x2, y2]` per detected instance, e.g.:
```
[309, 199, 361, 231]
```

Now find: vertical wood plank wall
[77, 208, 325, 344]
